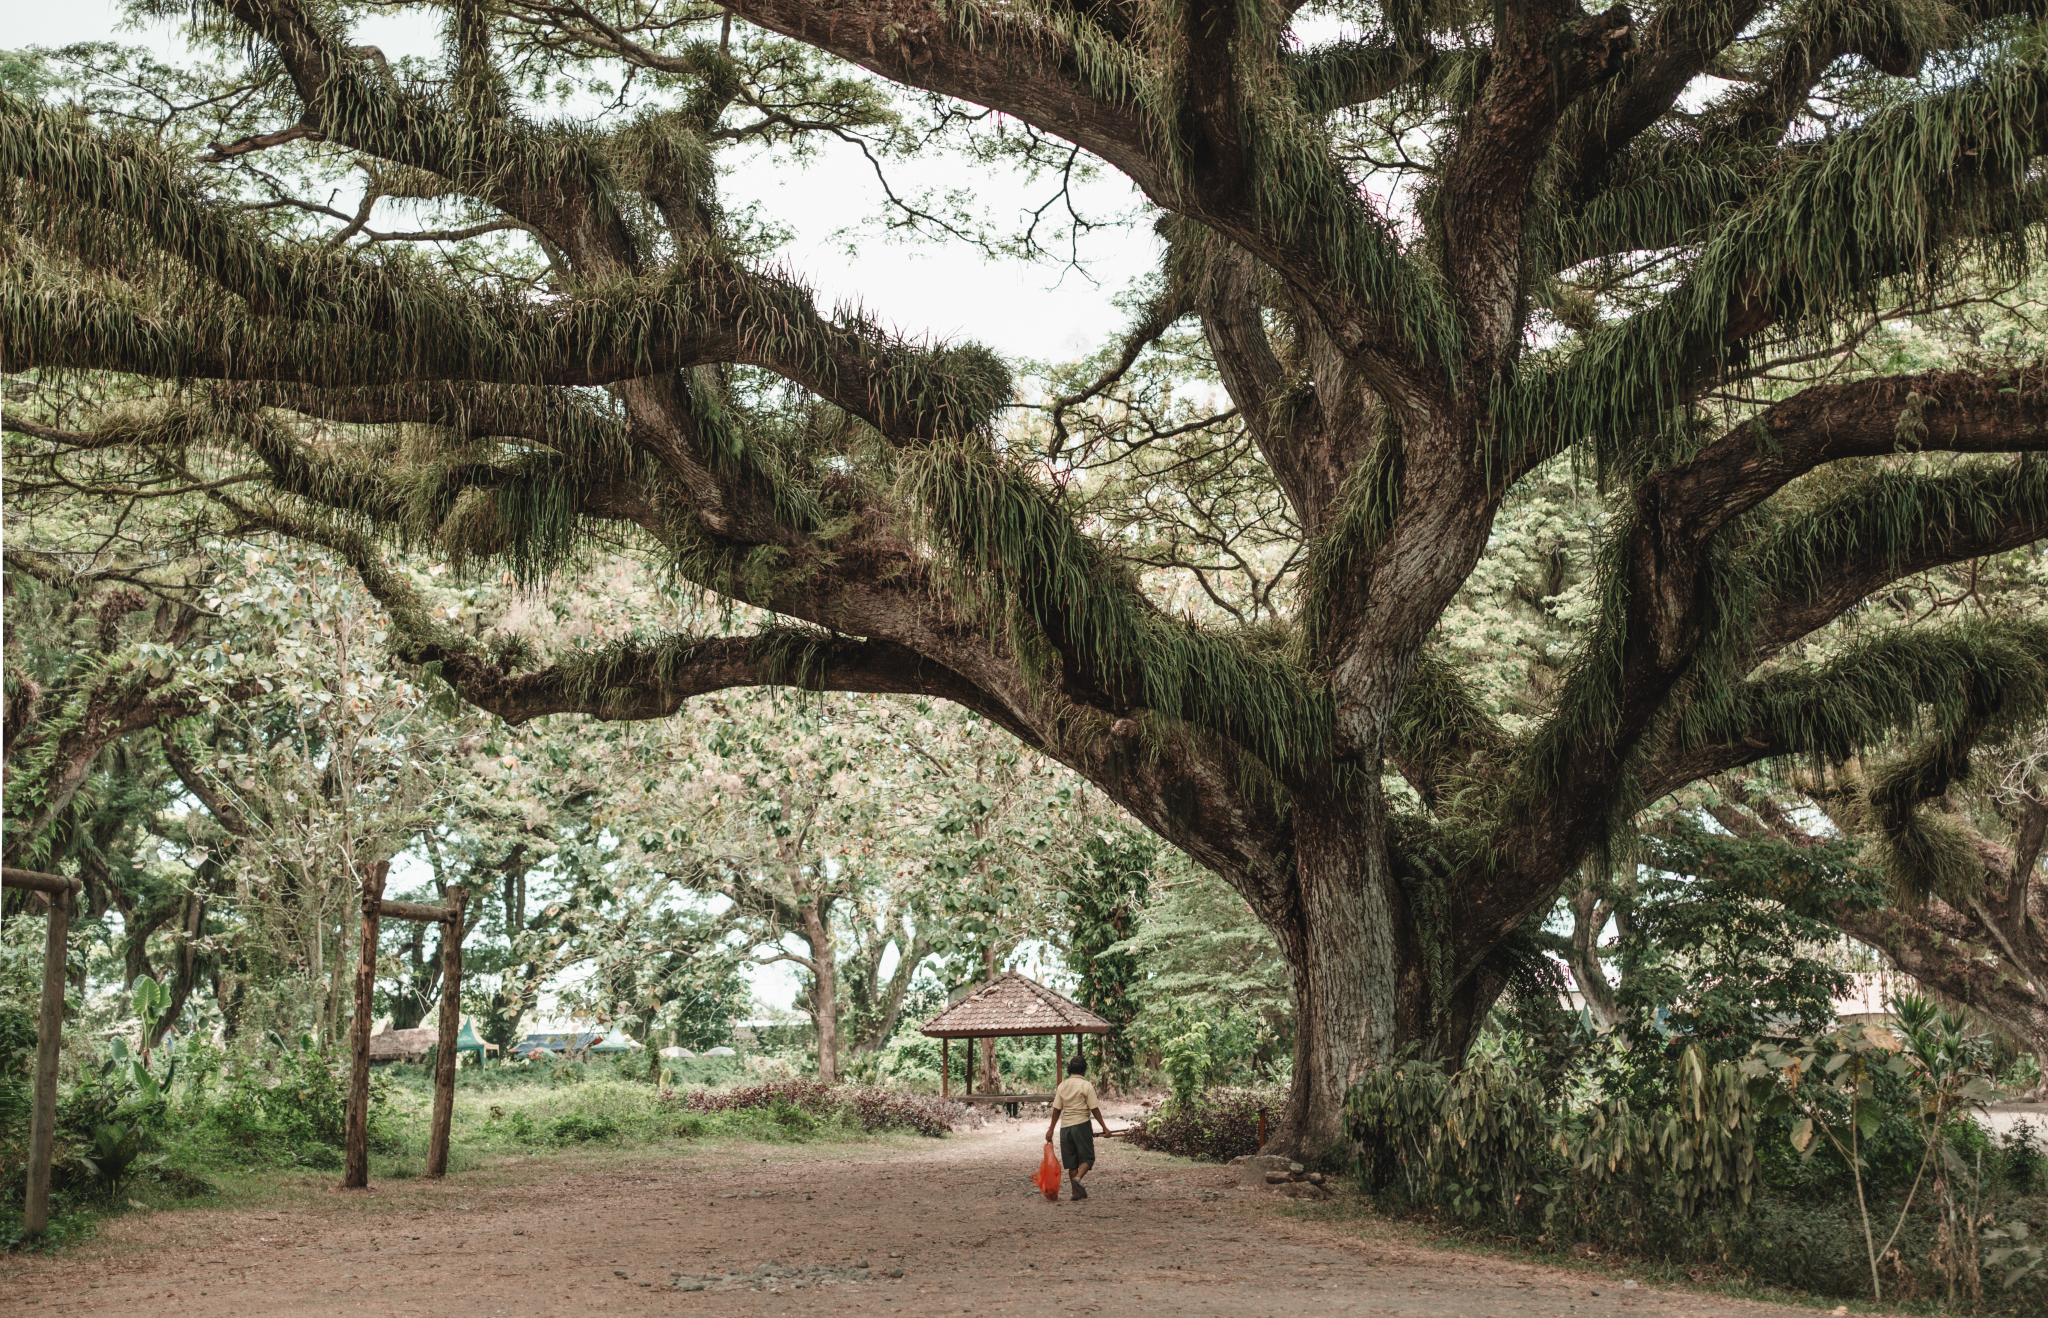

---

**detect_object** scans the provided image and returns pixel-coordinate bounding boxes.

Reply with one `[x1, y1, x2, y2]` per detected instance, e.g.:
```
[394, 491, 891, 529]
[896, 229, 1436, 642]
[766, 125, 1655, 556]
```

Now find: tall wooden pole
[1054, 1033, 1062, 1087]
[426, 885, 466, 1178]
[22, 881, 73, 1236]
[343, 860, 388, 1190]
[941, 1037, 948, 1098]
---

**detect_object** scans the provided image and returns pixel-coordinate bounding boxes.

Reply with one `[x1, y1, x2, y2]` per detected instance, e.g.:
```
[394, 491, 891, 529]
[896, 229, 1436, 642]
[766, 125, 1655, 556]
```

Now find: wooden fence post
[426, 885, 466, 1178]
[4, 869, 78, 1238]
[343, 860, 388, 1190]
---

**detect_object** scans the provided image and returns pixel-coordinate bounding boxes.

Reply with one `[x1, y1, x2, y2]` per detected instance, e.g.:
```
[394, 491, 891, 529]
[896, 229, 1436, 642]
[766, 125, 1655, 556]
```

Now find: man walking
[1045, 1055, 1111, 1200]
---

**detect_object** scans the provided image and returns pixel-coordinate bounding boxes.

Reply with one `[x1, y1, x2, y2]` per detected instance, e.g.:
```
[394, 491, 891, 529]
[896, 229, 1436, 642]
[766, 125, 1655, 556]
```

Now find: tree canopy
[3, 0, 2045, 1153]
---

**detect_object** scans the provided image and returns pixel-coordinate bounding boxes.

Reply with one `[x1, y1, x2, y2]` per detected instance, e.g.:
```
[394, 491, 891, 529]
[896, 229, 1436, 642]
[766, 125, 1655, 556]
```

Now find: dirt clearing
[4, 1113, 1844, 1318]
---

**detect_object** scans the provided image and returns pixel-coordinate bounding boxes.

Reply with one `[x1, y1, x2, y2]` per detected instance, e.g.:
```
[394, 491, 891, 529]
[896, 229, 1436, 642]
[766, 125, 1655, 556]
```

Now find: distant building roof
[369, 1019, 499, 1062]
[454, 1019, 497, 1053]
[920, 970, 1112, 1038]
[368, 1027, 439, 1063]
[512, 1030, 604, 1055]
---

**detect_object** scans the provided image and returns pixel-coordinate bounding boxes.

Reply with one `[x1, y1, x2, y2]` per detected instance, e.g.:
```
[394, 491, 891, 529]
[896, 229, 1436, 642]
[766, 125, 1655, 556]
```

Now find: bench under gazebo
[919, 970, 1113, 1114]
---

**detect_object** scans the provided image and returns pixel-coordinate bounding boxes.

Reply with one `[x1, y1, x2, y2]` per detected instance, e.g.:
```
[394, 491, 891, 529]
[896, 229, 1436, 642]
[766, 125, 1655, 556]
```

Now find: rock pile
[1228, 1153, 1335, 1196]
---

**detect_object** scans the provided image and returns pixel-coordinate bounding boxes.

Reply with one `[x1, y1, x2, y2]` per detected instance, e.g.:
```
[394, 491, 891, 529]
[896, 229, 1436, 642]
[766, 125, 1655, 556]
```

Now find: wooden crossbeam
[344, 864, 468, 1190]
[2, 867, 80, 895]
[377, 898, 455, 924]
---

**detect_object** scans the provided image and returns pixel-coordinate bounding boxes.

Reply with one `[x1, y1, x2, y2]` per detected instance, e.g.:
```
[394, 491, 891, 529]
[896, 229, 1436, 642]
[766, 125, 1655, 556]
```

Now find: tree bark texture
[1271, 797, 1411, 1151]
[343, 860, 387, 1191]
[979, 946, 999, 1092]
[1566, 890, 1620, 1030]
[427, 885, 466, 1178]
[1842, 901, 2048, 1084]
[802, 902, 840, 1084]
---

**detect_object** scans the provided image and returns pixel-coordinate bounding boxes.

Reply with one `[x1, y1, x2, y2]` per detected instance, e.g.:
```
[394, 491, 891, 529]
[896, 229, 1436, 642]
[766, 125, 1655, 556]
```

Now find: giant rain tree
[3, 0, 2046, 1152]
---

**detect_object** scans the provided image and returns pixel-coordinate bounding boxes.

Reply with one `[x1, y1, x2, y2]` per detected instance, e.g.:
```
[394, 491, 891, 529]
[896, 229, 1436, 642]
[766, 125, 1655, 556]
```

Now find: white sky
[8, 2, 1139, 1012]
[5, 2, 1159, 361]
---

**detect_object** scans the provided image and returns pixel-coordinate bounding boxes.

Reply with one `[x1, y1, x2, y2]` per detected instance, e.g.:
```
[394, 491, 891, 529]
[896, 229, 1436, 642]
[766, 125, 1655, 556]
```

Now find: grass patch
[4, 1056, 962, 1250]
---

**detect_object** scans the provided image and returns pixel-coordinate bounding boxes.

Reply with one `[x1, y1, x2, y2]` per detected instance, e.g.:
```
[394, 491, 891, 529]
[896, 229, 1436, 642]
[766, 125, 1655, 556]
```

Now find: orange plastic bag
[1035, 1140, 1063, 1201]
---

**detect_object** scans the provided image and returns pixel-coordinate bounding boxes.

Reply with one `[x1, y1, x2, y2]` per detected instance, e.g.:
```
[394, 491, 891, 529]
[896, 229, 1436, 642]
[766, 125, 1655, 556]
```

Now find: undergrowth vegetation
[1128, 1087, 1279, 1163]
[1341, 996, 2047, 1312]
[1127, 993, 2047, 1311]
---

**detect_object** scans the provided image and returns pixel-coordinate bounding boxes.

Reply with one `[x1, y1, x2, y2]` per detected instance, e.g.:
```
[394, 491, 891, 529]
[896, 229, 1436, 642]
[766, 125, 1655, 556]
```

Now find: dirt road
[5, 1114, 1841, 1318]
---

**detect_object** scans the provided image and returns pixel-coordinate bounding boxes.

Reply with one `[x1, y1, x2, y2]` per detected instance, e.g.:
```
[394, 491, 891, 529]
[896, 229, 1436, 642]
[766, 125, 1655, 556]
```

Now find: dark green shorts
[1059, 1122, 1095, 1171]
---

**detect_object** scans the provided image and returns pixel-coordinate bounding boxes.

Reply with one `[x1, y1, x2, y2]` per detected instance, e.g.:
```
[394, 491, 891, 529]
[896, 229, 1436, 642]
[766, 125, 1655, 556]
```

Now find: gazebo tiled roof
[919, 970, 1112, 1038]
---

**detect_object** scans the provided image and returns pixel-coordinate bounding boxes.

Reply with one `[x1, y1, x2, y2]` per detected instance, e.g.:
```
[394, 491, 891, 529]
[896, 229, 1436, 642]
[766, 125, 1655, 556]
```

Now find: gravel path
[4, 1112, 1845, 1318]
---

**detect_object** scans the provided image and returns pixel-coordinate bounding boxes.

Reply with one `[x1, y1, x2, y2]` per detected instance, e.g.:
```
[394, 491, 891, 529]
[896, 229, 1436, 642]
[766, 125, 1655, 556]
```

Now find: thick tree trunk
[1256, 787, 1508, 1159]
[1268, 794, 1407, 1157]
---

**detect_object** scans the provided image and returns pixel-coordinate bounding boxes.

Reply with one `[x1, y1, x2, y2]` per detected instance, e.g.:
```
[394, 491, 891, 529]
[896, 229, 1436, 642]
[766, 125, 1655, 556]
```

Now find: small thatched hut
[367, 1019, 499, 1065]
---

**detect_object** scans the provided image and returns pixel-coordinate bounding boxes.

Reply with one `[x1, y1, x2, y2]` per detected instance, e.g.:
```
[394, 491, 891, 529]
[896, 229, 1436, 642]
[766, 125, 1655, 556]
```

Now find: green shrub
[1341, 1026, 2048, 1312]
[1129, 1088, 1277, 1162]
[76, 1121, 154, 1198]
[548, 1114, 620, 1143]
[771, 1102, 818, 1136]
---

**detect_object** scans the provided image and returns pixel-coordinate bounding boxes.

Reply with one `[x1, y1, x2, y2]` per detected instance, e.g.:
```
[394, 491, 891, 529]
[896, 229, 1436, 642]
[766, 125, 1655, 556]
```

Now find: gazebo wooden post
[4, 868, 79, 1237]
[343, 860, 389, 1189]
[426, 885, 467, 1178]
[941, 1037, 949, 1097]
[1054, 1033, 1062, 1086]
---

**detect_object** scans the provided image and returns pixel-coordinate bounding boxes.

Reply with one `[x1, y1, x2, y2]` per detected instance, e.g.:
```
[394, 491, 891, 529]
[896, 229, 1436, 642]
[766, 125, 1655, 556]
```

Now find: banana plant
[76, 1121, 157, 1198]
[131, 975, 169, 1067]
[103, 1020, 175, 1107]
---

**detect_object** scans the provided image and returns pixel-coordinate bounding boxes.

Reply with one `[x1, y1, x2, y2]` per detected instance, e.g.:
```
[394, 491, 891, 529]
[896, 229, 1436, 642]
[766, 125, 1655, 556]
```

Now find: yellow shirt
[1054, 1076, 1098, 1128]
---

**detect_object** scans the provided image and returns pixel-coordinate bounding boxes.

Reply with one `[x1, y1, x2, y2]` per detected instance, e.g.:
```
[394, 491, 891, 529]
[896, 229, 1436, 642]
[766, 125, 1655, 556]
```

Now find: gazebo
[919, 971, 1113, 1112]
